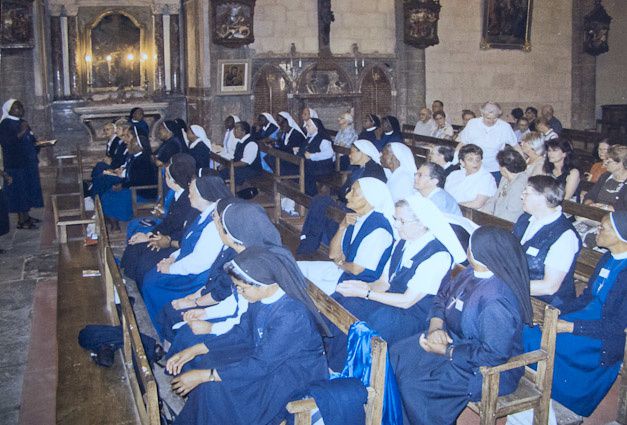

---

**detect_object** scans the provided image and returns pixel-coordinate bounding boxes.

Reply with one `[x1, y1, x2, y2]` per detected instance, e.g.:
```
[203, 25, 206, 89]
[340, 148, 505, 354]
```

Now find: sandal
[17, 221, 38, 230]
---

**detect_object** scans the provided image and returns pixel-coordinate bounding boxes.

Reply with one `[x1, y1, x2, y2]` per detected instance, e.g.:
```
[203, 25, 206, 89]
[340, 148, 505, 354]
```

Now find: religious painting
[403, 0, 441, 49]
[583, 1, 612, 56]
[299, 67, 349, 96]
[218, 59, 251, 94]
[0, 0, 34, 49]
[481, 0, 533, 51]
[212, 0, 255, 48]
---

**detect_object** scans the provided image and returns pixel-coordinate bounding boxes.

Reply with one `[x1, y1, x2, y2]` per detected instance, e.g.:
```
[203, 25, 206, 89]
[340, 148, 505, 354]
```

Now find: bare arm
[530, 266, 567, 296]
[563, 168, 581, 200]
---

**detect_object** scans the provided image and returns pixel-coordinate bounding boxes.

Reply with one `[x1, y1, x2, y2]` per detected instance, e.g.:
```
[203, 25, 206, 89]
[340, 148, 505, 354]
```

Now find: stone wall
[251, 0, 318, 54]
[595, 0, 627, 114]
[425, 0, 573, 127]
[330, 0, 396, 54]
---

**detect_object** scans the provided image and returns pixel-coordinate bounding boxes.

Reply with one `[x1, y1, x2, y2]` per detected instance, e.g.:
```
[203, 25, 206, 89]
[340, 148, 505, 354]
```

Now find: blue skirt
[101, 188, 133, 221]
[4, 166, 43, 213]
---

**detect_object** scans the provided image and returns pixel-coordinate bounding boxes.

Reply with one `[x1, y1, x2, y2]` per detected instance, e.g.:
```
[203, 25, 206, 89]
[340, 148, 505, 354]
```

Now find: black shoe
[17, 221, 37, 230]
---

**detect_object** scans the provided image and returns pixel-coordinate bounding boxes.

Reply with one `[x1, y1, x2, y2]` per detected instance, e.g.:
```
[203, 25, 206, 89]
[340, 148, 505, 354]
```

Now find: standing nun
[185, 125, 212, 169]
[382, 142, 418, 202]
[166, 246, 330, 425]
[299, 177, 395, 295]
[0, 99, 43, 229]
[301, 117, 335, 196]
[325, 195, 466, 370]
[140, 176, 231, 331]
[390, 226, 532, 425]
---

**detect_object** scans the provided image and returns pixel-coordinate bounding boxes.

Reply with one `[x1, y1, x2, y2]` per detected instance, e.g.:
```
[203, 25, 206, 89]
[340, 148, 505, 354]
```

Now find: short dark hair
[527, 175, 564, 207]
[525, 106, 538, 116]
[423, 162, 446, 188]
[497, 147, 527, 173]
[436, 145, 455, 163]
[235, 121, 251, 134]
[433, 100, 444, 107]
[459, 144, 483, 161]
[511, 108, 524, 120]
[433, 111, 446, 119]
[461, 109, 476, 119]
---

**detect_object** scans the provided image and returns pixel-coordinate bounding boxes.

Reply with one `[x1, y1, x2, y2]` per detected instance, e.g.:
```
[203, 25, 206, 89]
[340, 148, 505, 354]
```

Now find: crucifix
[318, 0, 334, 55]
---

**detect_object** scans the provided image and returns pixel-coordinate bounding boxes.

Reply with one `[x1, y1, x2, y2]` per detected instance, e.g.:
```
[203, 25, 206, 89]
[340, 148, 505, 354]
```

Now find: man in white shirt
[413, 108, 437, 136]
[414, 162, 462, 216]
[514, 117, 531, 143]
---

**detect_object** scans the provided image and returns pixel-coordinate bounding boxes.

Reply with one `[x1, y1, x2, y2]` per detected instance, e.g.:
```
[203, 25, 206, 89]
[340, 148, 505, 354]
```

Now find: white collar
[261, 288, 286, 304]
[3, 115, 19, 121]
[612, 250, 627, 260]
[403, 231, 435, 256]
[108, 135, 117, 144]
[263, 123, 271, 131]
[529, 207, 563, 227]
[133, 151, 143, 158]
[174, 188, 184, 201]
[385, 131, 393, 136]
[238, 134, 250, 143]
[473, 270, 494, 278]
[366, 126, 377, 132]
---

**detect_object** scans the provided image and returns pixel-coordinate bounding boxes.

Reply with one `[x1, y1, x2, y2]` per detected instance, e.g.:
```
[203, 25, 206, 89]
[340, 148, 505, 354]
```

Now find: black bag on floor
[78, 324, 161, 367]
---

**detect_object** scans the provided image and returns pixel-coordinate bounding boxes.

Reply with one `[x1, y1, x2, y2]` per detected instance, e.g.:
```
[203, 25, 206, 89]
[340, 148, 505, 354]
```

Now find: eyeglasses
[393, 216, 419, 225]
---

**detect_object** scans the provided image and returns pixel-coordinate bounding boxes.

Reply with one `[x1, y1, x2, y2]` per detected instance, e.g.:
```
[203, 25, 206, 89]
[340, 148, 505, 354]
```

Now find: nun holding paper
[185, 125, 212, 169]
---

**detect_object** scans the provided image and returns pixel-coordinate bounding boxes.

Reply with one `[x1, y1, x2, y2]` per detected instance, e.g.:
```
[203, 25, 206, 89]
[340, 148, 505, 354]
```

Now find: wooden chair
[286, 281, 387, 425]
[130, 165, 163, 217]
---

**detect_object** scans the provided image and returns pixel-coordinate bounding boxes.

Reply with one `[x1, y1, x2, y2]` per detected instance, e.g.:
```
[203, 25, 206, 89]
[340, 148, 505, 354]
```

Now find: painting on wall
[212, 0, 255, 48]
[481, 0, 533, 51]
[218, 59, 251, 94]
[403, 0, 441, 49]
[0, 0, 34, 49]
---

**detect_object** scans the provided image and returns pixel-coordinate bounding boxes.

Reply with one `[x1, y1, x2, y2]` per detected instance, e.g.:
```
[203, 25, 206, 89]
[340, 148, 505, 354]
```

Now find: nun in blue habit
[358, 113, 380, 147]
[326, 195, 466, 371]
[154, 120, 185, 167]
[158, 199, 283, 344]
[252, 112, 279, 141]
[129, 107, 150, 138]
[523, 211, 627, 417]
[377, 115, 402, 151]
[165, 246, 330, 425]
[390, 226, 532, 425]
[184, 125, 212, 170]
[140, 176, 231, 333]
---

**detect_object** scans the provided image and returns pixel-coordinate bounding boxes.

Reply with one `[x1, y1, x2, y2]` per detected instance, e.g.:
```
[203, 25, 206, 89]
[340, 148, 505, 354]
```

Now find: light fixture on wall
[280, 43, 301, 80]
[84, 54, 93, 88]
[105, 54, 112, 86]
[140, 53, 149, 91]
[583, 0, 612, 56]
[351, 43, 364, 76]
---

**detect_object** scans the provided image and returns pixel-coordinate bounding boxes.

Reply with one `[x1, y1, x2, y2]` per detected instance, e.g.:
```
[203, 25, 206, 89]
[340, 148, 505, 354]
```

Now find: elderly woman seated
[584, 144, 627, 211]
[334, 112, 358, 148]
[444, 144, 497, 209]
[381, 142, 418, 202]
[520, 131, 546, 177]
[514, 175, 582, 309]
[524, 211, 627, 417]
[481, 147, 528, 222]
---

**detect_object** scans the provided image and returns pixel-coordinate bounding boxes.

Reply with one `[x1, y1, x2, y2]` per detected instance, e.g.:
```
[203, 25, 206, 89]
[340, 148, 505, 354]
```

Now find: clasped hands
[420, 328, 453, 356]
[156, 256, 175, 273]
[166, 343, 221, 397]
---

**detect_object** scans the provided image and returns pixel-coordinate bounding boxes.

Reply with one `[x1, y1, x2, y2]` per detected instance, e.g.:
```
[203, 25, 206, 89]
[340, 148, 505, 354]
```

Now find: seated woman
[213, 115, 240, 160]
[520, 131, 546, 177]
[584, 144, 626, 211]
[264, 111, 306, 177]
[251, 112, 279, 141]
[154, 120, 185, 168]
[90, 121, 128, 180]
[185, 125, 212, 170]
[444, 144, 497, 209]
[301, 117, 335, 196]
[544, 138, 581, 201]
[326, 195, 466, 370]
[99, 127, 157, 229]
[377, 115, 402, 151]
[158, 199, 283, 344]
[587, 139, 610, 183]
[358, 113, 380, 145]
[390, 226, 533, 425]
[337, 139, 387, 201]
[429, 144, 459, 182]
[515, 175, 582, 309]
[481, 147, 528, 222]
[334, 112, 358, 148]
[298, 177, 395, 295]
[140, 176, 231, 333]
[121, 156, 198, 284]
[129, 107, 150, 140]
[524, 211, 627, 417]
[218, 122, 261, 186]
[382, 142, 417, 202]
[165, 246, 330, 425]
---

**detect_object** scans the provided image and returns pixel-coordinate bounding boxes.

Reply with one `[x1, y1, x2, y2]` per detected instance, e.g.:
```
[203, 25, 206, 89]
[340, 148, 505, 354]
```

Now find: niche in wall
[360, 65, 392, 123]
[253, 65, 289, 117]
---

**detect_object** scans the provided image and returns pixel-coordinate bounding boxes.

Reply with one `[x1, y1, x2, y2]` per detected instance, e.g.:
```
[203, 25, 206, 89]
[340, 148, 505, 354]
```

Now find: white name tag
[455, 299, 464, 311]
[526, 247, 540, 257]
[599, 268, 610, 278]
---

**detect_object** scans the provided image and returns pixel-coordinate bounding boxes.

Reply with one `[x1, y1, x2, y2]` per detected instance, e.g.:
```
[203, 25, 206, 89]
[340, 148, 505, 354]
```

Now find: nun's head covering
[1, 99, 17, 122]
[129, 107, 143, 121]
[610, 211, 627, 243]
[173, 118, 187, 141]
[469, 226, 533, 325]
[384, 115, 401, 135]
[357, 177, 395, 225]
[221, 201, 282, 248]
[225, 246, 330, 336]
[168, 156, 196, 188]
[162, 120, 177, 136]
[190, 124, 211, 148]
[261, 112, 278, 128]
[278, 111, 305, 136]
[389, 142, 418, 174]
[353, 139, 381, 165]
[228, 115, 241, 123]
[194, 175, 231, 202]
[404, 195, 466, 264]
[308, 118, 330, 140]
[367, 114, 381, 128]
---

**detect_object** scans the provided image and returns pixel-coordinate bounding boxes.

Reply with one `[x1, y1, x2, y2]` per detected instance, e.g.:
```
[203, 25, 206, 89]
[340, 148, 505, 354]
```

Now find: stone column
[571, 0, 597, 130]
[50, 16, 64, 99]
[170, 14, 182, 93]
[154, 13, 166, 92]
[67, 15, 80, 98]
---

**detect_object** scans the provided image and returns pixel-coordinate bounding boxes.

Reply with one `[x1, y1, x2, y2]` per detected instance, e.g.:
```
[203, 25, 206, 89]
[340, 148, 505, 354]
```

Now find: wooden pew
[286, 281, 387, 425]
[130, 165, 163, 217]
[256, 142, 305, 197]
[561, 128, 603, 154]
[209, 151, 236, 194]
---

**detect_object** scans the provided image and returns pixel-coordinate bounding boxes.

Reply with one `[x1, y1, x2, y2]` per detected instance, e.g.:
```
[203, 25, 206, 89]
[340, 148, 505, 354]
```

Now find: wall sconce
[127, 53, 135, 62]
[351, 43, 364, 75]
[105, 54, 112, 86]
[584, 0, 612, 56]
[84, 54, 93, 87]
[140, 53, 149, 91]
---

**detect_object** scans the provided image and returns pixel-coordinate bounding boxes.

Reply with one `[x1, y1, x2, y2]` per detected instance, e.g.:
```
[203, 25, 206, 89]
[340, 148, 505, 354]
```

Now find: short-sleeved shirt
[444, 168, 497, 203]
[458, 118, 518, 172]
[344, 211, 394, 270]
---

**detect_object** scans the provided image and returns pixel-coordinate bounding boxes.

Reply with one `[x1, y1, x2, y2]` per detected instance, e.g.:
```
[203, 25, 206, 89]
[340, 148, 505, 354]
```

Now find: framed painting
[212, 0, 255, 48]
[218, 59, 251, 95]
[0, 0, 34, 49]
[403, 0, 442, 49]
[481, 0, 533, 51]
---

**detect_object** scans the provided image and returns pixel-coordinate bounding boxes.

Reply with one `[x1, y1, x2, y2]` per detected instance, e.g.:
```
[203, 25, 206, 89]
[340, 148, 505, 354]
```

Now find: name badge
[526, 247, 540, 257]
[455, 299, 464, 311]
[599, 268, 610, 278]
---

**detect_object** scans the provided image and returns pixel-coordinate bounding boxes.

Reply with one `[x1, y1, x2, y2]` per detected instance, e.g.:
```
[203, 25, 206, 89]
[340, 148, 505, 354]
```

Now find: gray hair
[341, 112, 354, 125]
[480, 102, 503, 117]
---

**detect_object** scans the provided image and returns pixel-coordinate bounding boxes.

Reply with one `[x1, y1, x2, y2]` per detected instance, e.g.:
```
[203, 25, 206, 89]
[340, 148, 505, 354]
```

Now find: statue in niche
[404, 0, 441, 49]
[301, 68, 347, 95]
[583, 0, 612, 56]
[318, 0, 334, 54]
[212, 0, 255, 48]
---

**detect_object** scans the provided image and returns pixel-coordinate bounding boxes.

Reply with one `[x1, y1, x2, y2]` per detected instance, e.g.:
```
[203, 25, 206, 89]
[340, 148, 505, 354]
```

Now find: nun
[154, 120, 184, 167]
[0, 99, 43, 229]
[377, 115, 403, 151]
[523, 211, 627, 417]
[90, 121, 127, 178]
[121, 156, 199, 284]
[358, 113, 381, 145]
[266, 111, 307, 176]
[338, 139, 387, 201]
[218, 121, 261, 186]
[140, 176, 231, 332]
[299, 177, 395, 295]
[186, 125, 212, 169]
[382, 142, 418, 202]
[215, 115, 240, 160]
[390, 226, 532, 425]
[301, 117, 335, 196]
[159, 199, 283, 344]
[252, 112, 279, 141]
[166, 246, 330, 425]
[129, 107, 150, 138]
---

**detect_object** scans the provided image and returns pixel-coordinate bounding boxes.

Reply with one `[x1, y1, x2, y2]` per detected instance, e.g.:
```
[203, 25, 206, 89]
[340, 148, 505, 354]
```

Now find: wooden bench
[256, 142, 306, 199]
[208, 152, 236, 194]
[130, 165, 163, 218]
[286, 281, 387, 425]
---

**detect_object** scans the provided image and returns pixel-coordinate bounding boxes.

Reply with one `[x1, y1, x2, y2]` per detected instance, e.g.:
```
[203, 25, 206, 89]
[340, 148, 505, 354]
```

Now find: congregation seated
[536, 117, 559, 143]
[165, 246, 330, 425]
[515, 175, 582, 309]
[358, 113, 380, 145]
[452, 109, 476, 140]
[413, 161, 461, 216]
[218, 121, 261, 186]
[390, 226, 533, 425]
[583, 144, 626, 211]
[541, 103, 563, 135]
[444, 144, 497, 209]
[413, 107, 436, 136]
[377, 115, 402, 151]
[525, 106, 538, 131]
[301, 106, 318, 129]
[301, 117, 335, 196]
[431, 110, 454, 140]
[336, 139, 387, 202]
[524, 211, 627, 417]
[154, 120, 185, 168]
[214, 115, 240, 160]
[520, 131, 546, 177]
[481, 147, 528, 222]
[264, 111, 306, 178]
[251, 112, 279, 141]
[334, 112, 358, 148]
[514, 116, 531, 143]
[381, 142, 417, 202]
[185, 125, 212, 170]
[587, 138, 610, 183]
[544, 138, 581, 201]
[129, 107, 150, 141]
[428, 144, 459, 182]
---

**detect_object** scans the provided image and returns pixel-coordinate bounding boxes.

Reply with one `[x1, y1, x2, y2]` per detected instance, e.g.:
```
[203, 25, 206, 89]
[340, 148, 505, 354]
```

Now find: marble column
[154, 14, 166, 92]
[67, 15, 80, 98]
[50, 16, 64, 99]
[170, 14, 182, 93]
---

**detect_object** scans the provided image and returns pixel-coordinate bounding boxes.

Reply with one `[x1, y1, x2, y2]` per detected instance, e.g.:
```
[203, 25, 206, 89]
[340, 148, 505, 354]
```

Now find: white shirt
[383, 232, 451, 295]
[514, 128, 530, 143]
[444, 168, 497, 203]
[307, 136, 334, 161]
[174, 188, 184, 201]
[432, 123, 454, 139]
[542, 129, 558, 142]
[234, 135, 258, 165]
[169, 203, 223, 275]
[344, 210, 394, 270]
[520, 207, 580, 273]
[221, 129, 238, 159]
[385, 168, 415, 202]
[413, 119, 437, 136]
[458, 118, 518, 172]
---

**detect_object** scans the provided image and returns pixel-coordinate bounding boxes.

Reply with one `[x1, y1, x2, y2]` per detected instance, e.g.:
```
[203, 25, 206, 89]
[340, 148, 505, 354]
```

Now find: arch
[357, 64, 394, 125]
[252, 64, 290, 117]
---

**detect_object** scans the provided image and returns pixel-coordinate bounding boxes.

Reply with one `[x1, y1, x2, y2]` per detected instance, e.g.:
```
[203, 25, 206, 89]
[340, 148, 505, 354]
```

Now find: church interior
[0, 0, 626, 424]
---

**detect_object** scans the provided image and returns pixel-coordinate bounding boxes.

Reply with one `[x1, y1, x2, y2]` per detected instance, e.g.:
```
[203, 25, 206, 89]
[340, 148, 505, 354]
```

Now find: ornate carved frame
[481, 0, 533, 52]
[403, 0, 441, 49]
[0, 0, 34, 49]
[211, 0, 255, 48]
